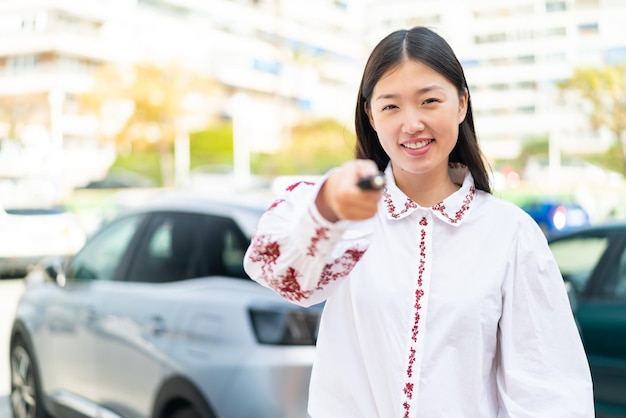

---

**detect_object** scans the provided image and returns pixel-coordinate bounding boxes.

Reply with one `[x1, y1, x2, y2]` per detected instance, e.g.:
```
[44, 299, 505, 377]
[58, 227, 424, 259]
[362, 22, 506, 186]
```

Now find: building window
[460, 58, 481, 68]
[578, 23, 599, 35]
[574, 0, 600, 9]
[408, 14, 441, 26]
[544, 27, 567, 37]
[517, 55, 536, 64]
[545, 52, 567, 62]
[489, 83, 509, 91]
[473, 8, 512, 18]
[486, 57, 511, 66]
[546, 1, 567, 12]
[475, 32, 506, 44]
[253, 58, 281, 74]
[606, 47, 626, 65]
[517, 105, 536, 114]
[516, 81, 537, 89]
[6, 54, 37, 74]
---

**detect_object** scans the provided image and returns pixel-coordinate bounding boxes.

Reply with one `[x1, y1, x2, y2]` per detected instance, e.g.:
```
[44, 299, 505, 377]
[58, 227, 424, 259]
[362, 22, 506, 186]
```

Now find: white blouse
[244, 164, 594, 418]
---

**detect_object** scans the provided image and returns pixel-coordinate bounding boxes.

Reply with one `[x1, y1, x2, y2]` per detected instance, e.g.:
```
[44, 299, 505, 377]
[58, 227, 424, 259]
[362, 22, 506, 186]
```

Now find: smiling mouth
[402, 139, 433, 150]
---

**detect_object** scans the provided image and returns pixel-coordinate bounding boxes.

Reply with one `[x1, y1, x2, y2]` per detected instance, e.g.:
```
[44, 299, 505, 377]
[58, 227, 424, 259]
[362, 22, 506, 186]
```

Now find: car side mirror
[25, 256, 66, 286]
[562, 277, 584, 336]
[45, 261, 61, 281]
[563, 277, 579, 311]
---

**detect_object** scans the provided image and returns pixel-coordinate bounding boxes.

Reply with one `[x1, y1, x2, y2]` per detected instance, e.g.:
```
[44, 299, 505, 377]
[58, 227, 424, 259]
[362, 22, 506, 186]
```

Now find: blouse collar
[381, 163, 477, 227]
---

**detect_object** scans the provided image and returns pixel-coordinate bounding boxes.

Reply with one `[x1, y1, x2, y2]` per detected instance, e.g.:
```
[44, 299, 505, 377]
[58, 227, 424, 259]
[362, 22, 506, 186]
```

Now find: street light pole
[231, 92, 252, 189]
[48, 88, 65, 200]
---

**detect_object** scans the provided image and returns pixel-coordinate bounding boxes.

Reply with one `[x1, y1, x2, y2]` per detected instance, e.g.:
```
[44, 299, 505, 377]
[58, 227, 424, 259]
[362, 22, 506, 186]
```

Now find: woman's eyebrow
[373, 84, 445, 101]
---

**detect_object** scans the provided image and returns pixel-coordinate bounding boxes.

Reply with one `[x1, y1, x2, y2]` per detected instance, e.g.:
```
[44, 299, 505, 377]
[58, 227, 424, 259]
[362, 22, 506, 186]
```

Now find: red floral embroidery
[431, 186, 476, 223]
[403, 382, 414, 398]
[316, 246, 365, 289]
[248, 235, 365, 302]
[248, 235, 281, 266]
[383, 191, 417, 219]
[418, 229, 426, 287]
[285, 180, 315, 191]
[402, 216, 428, 417]
[248, 235, 309, 302]
[273, 267, 311, 302]
[411, 289, 424, 342]
[406, 347, 416, 378]
[267, 198, 285, 211]
[307, 227, 330, 257]
[403, 403, 411, 418]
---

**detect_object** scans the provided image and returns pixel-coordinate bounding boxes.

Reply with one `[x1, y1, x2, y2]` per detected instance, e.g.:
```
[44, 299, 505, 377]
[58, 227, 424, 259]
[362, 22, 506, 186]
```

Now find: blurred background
[1, 0, 626, 240]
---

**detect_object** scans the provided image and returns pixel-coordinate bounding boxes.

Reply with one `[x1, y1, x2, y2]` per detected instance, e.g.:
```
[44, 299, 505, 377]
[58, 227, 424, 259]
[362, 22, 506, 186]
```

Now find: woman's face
[366, 59, 467, 179]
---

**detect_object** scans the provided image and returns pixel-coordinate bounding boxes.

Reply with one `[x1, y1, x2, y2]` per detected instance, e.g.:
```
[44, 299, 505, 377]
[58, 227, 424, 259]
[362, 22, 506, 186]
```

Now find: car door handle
[85, 306, 98, 323]
[147, 316, 167, 335]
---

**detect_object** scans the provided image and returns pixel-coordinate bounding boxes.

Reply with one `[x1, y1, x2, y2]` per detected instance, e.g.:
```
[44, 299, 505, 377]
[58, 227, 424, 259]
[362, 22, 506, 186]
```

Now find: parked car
[521, 200, 591, 237]
[10, 192, 321, 418]
[548, 222, 626, 418]
[0, 204, 86, 278]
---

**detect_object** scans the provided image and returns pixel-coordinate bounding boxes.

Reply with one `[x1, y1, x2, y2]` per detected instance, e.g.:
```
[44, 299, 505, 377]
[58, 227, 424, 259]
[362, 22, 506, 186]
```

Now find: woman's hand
[316, 160, 385, 222]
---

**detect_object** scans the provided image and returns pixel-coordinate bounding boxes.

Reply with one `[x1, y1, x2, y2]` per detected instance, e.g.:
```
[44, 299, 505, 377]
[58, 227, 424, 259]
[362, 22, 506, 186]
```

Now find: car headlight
[552, 205, 567, 230]
[249, 304, 322, 346]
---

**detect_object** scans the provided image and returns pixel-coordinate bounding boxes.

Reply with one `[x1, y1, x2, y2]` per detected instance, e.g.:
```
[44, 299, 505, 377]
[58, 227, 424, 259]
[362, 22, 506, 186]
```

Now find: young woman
[244, 26, 594, 417]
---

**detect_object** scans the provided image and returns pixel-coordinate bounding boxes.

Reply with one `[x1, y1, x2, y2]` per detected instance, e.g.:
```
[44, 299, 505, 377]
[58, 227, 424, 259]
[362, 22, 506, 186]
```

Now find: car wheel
[168, 406, 202, 418]
[9, 338, 48, 418]
[153, 377, 216, 418]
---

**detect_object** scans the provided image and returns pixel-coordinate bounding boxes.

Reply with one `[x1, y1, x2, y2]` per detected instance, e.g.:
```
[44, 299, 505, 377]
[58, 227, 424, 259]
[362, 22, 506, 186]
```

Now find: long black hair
[354, 26, 491, 193]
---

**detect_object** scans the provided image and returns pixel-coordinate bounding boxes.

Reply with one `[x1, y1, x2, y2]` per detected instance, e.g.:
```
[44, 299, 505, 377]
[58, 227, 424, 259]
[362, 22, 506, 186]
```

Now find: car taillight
[249, 305, 322, 345]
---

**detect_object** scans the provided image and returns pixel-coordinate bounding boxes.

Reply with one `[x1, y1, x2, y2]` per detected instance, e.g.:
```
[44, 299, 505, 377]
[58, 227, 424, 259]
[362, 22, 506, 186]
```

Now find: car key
[357, 172, 386, 190]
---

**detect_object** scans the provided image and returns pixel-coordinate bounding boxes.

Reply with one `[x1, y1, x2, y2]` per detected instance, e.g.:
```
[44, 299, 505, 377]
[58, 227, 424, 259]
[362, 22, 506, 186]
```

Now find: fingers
[316, 160, 385, 222]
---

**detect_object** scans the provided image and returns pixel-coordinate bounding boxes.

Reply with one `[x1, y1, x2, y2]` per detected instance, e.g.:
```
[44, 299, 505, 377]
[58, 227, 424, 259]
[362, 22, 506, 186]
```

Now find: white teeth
[403, 139, 432, 149]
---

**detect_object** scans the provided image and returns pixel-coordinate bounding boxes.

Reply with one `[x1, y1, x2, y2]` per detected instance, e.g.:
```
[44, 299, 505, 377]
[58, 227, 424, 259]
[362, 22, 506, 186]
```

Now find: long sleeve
[244, 180, 375, 307]
[496, 223, 595, 417]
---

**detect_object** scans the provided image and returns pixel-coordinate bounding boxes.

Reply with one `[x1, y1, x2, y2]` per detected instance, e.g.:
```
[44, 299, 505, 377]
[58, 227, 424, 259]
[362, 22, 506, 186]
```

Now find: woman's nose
[402, 109, 425, 134]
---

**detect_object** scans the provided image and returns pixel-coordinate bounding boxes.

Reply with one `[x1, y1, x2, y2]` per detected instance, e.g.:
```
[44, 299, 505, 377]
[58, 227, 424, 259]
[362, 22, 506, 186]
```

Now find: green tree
[496, 135, 550, 174]
[0, 93, 47, 140]
[558, 65, 626, 176]
[189, 123, 235, 170]
[80, 63, 221, 186]
[251, 118, 355, 176]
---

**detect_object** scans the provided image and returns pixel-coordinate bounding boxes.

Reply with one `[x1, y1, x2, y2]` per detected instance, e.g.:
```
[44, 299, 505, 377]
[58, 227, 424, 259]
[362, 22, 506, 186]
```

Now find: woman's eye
[423, 98, 440, 105]
[382, 104, 398, 111]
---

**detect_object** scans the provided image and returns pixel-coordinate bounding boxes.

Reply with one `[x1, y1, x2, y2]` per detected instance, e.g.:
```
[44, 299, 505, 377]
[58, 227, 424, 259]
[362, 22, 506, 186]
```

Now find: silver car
[9, 192, 320, 418]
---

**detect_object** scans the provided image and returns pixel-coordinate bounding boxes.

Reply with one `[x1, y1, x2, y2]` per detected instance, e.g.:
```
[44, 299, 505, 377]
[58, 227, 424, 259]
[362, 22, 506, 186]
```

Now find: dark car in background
[548, 223, 626, 418]
[9, 192, 320, 418]
[522, 200, 591, 237]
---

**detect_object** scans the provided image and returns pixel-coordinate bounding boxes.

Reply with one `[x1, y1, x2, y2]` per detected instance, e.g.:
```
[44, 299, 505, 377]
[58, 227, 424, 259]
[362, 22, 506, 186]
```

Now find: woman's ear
[457, 90, 469, 124]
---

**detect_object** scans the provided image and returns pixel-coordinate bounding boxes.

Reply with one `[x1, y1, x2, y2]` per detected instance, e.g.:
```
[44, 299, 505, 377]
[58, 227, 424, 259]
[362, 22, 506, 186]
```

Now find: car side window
[211, 217, 249, 279]
[65, 214, 144, 282]
[126, 213, 201, 283]
[600, 245, 626, 301]
[549, 236, 610, 294]
[181, 213, 250, 280]
[125, 212, 250, 283]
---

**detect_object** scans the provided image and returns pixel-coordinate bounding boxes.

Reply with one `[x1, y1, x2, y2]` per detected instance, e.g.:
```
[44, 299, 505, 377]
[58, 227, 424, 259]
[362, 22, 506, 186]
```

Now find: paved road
[0, 279, 25, 418]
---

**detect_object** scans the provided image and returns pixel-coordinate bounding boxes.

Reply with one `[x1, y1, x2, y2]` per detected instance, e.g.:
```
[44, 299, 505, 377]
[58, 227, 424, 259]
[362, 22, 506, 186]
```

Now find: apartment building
[0, 0, 366, 191]
[1, 0, 625, 193]
[365, 0, 626, 162]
